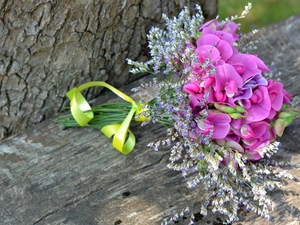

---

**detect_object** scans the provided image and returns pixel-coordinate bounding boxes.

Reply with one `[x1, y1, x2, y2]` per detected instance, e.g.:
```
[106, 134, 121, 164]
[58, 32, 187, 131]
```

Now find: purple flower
[233, 74, 268, 102]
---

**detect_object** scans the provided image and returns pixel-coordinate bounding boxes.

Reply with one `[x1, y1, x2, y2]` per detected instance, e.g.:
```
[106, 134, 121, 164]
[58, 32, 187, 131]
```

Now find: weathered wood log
[0, 0, 218, 140]
[0, 14, 300, 225]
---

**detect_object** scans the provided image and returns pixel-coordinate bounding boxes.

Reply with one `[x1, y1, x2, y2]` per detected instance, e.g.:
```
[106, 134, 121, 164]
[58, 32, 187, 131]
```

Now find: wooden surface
[1, 15, 300, 225]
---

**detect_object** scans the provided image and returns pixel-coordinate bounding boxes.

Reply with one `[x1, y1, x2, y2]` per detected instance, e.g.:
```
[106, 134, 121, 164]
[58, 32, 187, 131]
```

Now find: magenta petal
[201, 27, 216, 35]
[267, 81, 284, 111]
[225, 80, 238, 97]
[267, 109, 277, 120]
[249, 121, 269, 138]
[216, 139, 244, 153]
[207, 111, 231, 139]
[234, 63, 245, 74]
[282, 89, 292, 104]
[239, 99, 251, 109]
[202, 76, 215, 88]
[270, 91, 283, 111]
[183, 82, 201, 94]
[197, 34, 220, 46]
[247, 54, 270, 72]
[246, 150, 263, 161]
[216, 39, 233, 61]
[240, 124, 253, 138]
[215, 63, 243, 93]
[195, 45, 221, 62]
[228, 53, 261, 81]
[230, 118, 244, 130]
[222, 22, 239, 34]
[215, 30, 235, 44]
[199, 19, 219, 31]
[189, 94, 201, 109]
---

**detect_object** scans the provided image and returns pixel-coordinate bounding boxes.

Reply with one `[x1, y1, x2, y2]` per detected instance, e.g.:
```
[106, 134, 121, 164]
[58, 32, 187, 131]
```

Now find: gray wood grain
[0, 14, 300, 225]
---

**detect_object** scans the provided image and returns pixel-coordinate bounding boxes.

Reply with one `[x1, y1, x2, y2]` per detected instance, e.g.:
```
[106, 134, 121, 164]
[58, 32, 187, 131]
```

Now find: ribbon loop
[101, 124, 135, 155]
[66, 81, 147, 154]
[66, 87, 94, 126]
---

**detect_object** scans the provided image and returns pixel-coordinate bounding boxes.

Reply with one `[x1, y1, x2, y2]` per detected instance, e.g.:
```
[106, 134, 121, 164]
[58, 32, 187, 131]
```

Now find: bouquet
[57, 3, 299, 224]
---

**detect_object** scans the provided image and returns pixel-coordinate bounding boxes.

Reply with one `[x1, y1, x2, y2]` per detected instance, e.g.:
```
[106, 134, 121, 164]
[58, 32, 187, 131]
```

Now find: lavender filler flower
[127, 3, 299, 224]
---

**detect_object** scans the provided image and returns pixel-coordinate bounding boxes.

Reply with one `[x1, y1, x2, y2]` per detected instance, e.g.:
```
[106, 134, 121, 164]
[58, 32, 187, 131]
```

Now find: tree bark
[0, 0, 217, 140]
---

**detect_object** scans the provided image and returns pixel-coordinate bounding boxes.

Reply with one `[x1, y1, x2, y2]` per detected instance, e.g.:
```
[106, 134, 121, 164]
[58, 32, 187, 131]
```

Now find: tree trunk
[0, 0, 218, 140]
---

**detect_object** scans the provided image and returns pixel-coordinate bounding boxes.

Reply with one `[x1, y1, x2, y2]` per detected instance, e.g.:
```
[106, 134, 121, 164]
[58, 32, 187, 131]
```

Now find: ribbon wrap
[66, 81, 149, 154]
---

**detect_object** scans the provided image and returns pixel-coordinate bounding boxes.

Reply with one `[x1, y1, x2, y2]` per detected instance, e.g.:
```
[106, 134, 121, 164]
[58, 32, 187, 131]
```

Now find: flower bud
[229, 113, 244, 119]
[235, 105, 246, 113]
[278, 111, 294, 119]
[214, 103, 236, 114]
[274, 118, 287, 137]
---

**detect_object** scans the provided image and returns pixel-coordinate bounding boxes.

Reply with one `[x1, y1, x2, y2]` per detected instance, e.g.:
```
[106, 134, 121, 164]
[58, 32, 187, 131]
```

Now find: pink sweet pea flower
[227, 53, 269, 81]
[199, 19, 220, 31]
[230, 120, 271, 161]
[195, 110, 231, 139]
[266, 80, 291, 120]
[211, 63, 243, 105]
[247, 54, 270, 73]
[245, 149, 264, 161]
[195, 45, 221, 63]
[242, 128, 271, 161]
[183, 81, 205, 115]
[222, 21, 239, 41]
[200, 20, 239, 43]
[183, 81, 203, 95]
[240, 121, 270, 140]
[192, 45, 220, 76]
[197, 34, 234, 61]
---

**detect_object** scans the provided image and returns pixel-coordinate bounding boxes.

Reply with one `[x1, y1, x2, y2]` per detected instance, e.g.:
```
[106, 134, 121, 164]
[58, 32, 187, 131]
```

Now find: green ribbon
[66, 81, 149, 154]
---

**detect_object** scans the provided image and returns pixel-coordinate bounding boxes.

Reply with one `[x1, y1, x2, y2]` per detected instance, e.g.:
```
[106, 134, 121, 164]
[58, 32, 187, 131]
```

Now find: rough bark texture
[0, 0, 218, 140]
[0, 14, 299, 225]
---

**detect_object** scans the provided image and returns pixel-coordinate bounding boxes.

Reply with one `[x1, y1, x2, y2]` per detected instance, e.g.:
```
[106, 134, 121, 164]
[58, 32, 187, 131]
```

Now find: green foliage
[219, 0, 300, 33]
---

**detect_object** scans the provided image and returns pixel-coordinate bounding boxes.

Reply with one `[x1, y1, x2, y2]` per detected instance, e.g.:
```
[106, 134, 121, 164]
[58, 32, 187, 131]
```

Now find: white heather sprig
[240, 2, 253, 19]
[129, 5, 205, 78]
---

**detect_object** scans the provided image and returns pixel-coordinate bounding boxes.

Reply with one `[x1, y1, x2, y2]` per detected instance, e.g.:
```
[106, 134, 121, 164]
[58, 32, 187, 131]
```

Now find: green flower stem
[57, 100, 172, 129]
